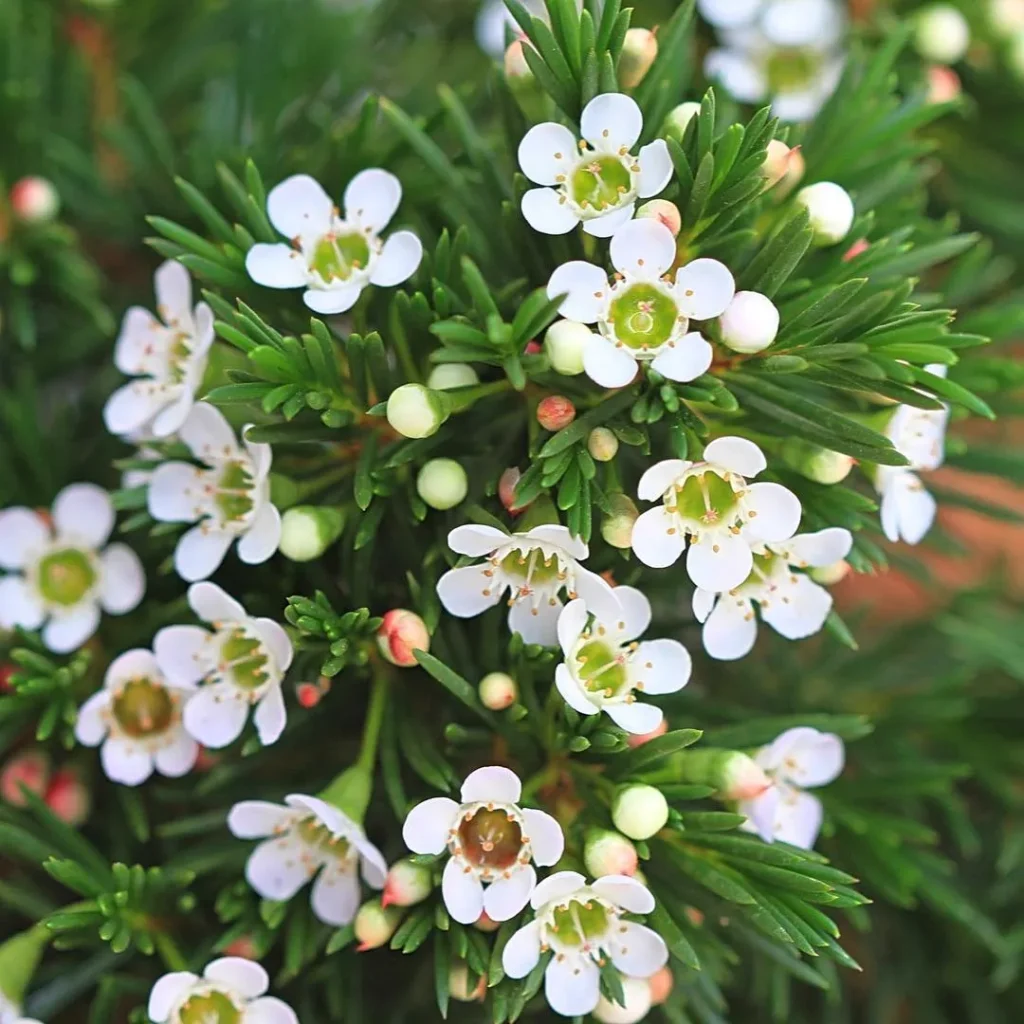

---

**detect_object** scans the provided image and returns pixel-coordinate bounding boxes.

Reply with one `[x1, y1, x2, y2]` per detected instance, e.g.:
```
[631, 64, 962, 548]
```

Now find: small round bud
[718, 291, 780, 354]
[843, 238, 869, 262]
[474, 911, 502, 933]
[584, 828, 639, 878]
[9, 176, 60, 224]
[382, 858, 433, 909]
[661, 101, 701, 141]
[222, 936, 260, 960]
[762, 140, 800, 189]
[279, 505, 344, 562]
[809, 560, 851, 586]
[0, 663, 15, 694]
[377, 609, 430, 668]
[915, 5, 970, 64]
[626, 718, 668, 749]
[594, 975, 653, 1024]
[619, 28, 659, 88]
[296, 682, 323, 709]
[0, 749, 50, 806]
[499, 466, 529, 514]
[927, 64, 962, 104]
[544, 320, 592, 376]
[612, 784, 669, 841]
[637, 199, 682, 238]
[649, 966, 673, 1006]
[449, 963, 487, 1002]
[537, 395, 577, 432]
[386, 384, 450, 439]
[602, 494, 639, 550]
[677, 749, 772, 800]
[354, 900, 403, 951]
[478, 671, 519, 711]
[524, 339, 543, 355]
[781, 438, 855, 484]
[587, 427, 620, 462]
[796, 182, 855, 246]
[504, 39, 532, 80]
[990, 0, 1024, 36]
[427, 363, 480, 390]
[43, 768, 90, 827]
[417, 458, 468, 511]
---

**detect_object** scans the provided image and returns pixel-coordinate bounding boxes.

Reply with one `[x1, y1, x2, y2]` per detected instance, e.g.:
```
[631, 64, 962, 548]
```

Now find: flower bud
[222, 935, 259, 959]
[354, 899, 403, 951]
[612, 784, 669, 841]
[296, 682, 323, 709]
[587, 427, 620, 462]
[649, 966, 674, 1006]
[449, 963, 487, 1002]
[499, 466, 528, 514]
[796, 182, 855, 246]
[382, 858, 433, 909]
[660, 101, 701, 141]
[626, 719, 668, 749]
[990, 0, 1024, 36]
[386, 384, 450, 439]
[0, 663, 15, 693]
[504, 39, 532, 80]
[781, 438, 855, 484]
[601, 494, 639, 549]
[843, 238, 869, 262]
[44, 767, 91, 827]
[809, 560, 851, 586]
[619, 28, 659, 88]
[0, 749, 50, 807]
[427, 363, 480, 390]
[637, 199, 682, 238]
[673, 749, 772, 801]
[927, 64, 962, 104]
[774, 146, 806, 198]
[763, 140, 794, 188]
[537, 395, 577, 432]
[584, 828, 639, 878]
[376, 609, 430, 667]
[544, 320, 591, 376]
[279, 505, 344, 562]
[915, 5, 970, 63]
[718, 291, 780, 354]
[474, 911, 502, 933]
[594, 975, 653, 1024]
[478, 671, 519, 710]
[417, 458, 468, 511]
[9, 176, 60, 224]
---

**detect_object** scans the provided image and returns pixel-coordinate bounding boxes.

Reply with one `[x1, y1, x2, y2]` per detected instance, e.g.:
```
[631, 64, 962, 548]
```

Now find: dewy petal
[704, 436, 767, 478]
[204, 957, 269, 999]
[507, 597, 561, 647]
[246, 244, 308, 289]
[74, 691, 111, 746]
[615, 585, 652, 640]
[583, 336, 639, 388]
[461, 765, 522, 804]
[581, 201, 636, 238]
[632, 638, 691, 694]
[686, 531, 753, 592]
[180, 402, 239, 461]
[238, 503, 282, 566]
[702, 596, 758, 661]
[697, 0, 761, 28]
[760, 574, 833, 642]
[606, 700, 664, 735]
[103, 382, 169, 437]
[744, 482, 802, 545]
[547, 261, 609, 323]
[637, 139, 673, 199]
[545, 955, 601, 1017]
[437, 565, 505, 619]
[228, 800, 294, 839]
[155, 728, 199, 779]
[609, 921, 669, 977]
[0, 577, 45, 630]
[521, 187, 580, 235]
[555, 662, 600, 716]
[53, 483, 114, 549]
[303, 283, 364, 315]
[311, 862, 361, 927]
[637, 460, 691, 502]
[581, 92, 643, 151]
[402, 797, 460, 855]
[766, 727, 844, 787]
[99, 544, 146, 615]
[0, 507, 49, 569]
[147, 462, 207, 523]
[148, 972, 201, 1022]
[266, 174, 334, 240]
[501, 920, 543, 979]
[253, 685, 287, 746]
[773, 787, 824, 849]
[175, 526, 235, 583]
[675, 259, 736, 320]
[650, 332, 714, 383]
[442, 855, 485, 924]
[101, 736, 154, 786]
[522, 808, 564, 865]
[610, 218, 677, 279]
[44, 603, 101, 654]
[704, 48, 768, 103]
[182, 682, 249, 748]
[370, 231, 423, 287]
[344, 168, 402, 233]
[556, 599, 589, 656]
[188, 581, 247, 624]
[631, 506, 686, 569]
[447, 523, 509, 556]
[517, 122, 578, 185]
[483, 864, 536, 921]
[244, 996, 300, 1024]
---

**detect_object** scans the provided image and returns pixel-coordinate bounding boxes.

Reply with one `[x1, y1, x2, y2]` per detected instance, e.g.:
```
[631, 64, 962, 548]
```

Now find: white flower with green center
[518, 93, 673, 237]
[739, 727, 844, 848]
[502, 871, 668, 1018]
[402, 766, 564, 924]
[147, 402, 281, 581]
[436, 523, 622, 647]
[631, 436, 802, 591]
[547, 218, 735, 388]
[228, 794, 387, 927]
[154, 582, 293, 749]
[147, 957, 297, 1024]
[103, 261, 214, 440]
[245, 170, 423, 314]
[0, 484, 145, 654]
[555, 586, 692, 734]
[693, 527, 853, 661]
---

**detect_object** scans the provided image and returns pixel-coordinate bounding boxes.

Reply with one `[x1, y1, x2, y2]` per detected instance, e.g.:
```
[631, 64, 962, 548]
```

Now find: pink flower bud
[536, 395, 576, 432]
[626, 718, 668, 749]
[499, 467, 527, 514]
[721, 754, 772, 800]
[0, 663, 15, 694]
[504, 39, 532, 80]
[809, 560, 851, 587]
[1, 749, 51, 806]
[376, 609, 430, 668]
[381, 858, 433, 909]
[584, 829, 639, 877]
[928, 64, 962, 104]
[478, 672, 518, 711]
[843, 238, 869, 262]
[296, 683, 323, 709]
[649, 966, 674, 1006]
[44, 767, 91, 827]
[619, 28, 659, 88]
[524, 339, 543, 355]
[473, 911, 502, 933]
[354, 900, 403, 951]
[449, 963, 487, 1002]
[10, 176, 60, 224]
[222, 935, 259, 960]
[195, 748, 221, 772]
[637, 199, 682, 238]
[762, 140, 803, 189]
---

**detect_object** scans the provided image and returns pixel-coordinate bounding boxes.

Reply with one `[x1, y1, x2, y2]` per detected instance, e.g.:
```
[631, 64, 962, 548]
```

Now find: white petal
[545, 956, 601, 1017]
[442, 856, 485, 924]
[609, 921, 669, 977]
[150, 390, 196, 439]
[744, 482, 802, 545]
[687, 531, 753, 592]
[253, 685, 287, 746]
[522, 808, 564, 866]
[179, 401, 239, 461]
[357, 836, 389, 889]
[103, 382, 169, 437]
[153, 259, 193, 327]
[74, 691, 110, 746]
[697, 0, 761, 28]
[483, 865, 536, 921]
[105, 648, 161, 685]
[704, 436, 767, 478]
[571, 565, 623, 625]
[437, 565, 504, 619]
[692, 587, 716, 624]
[0, 508, 49, 568]
[522, 187, 581, 235]
[581, 93, 643, 151]
[182, 683, 249, 748]
[740, 786, 780, 842]
[883, 473, 936, 545]
[773, 787, 824, 849]
[370, 231, 422, 287]
[523, 524, 588, 560]
[246, 244, 308, 289]
[344, 168, 402, 233]
[607, 700, 663, 735]
[501, 920, 543, 979]
[615, 586, 652, 640]
[702, 597, 758, 661]
[189, 581, 247, 624]
[650, 333, 713, 383]
[99, 544, 145, 615]
[583, 336, 639, 388]
[582, 201, 636, 237]
[704, 48, 767, 103]
[154, 625, 213, 687]
[447, 523, 509, 556]
[637, 460, 691, 502]
[44, 603, 101, 654]
[244, 996, 299, 1024]
[155, 732, 199, 779]
[555, 662, 600, 716]
[148, 463, 208, 522]
[675, 259, 736, 320]
[238, 504, 281, 565]
[228, 800, 294, 839]
[631, 506, 686, 568]
[556, 599, 589, 656]
[762, 0, 841, 47]
[266, 174, 334, 239]
[763, 727, 844, 787]
[174, 527, 234, 583]
[632, 638, 691, 694]
[287, 793, 349, 834]
[591, 874, 655, 913]
[302, 283, 364, 315]
[773, 88, 825, 123]
[0, 576, 45, 630]
[101, 737, 154, 786]
[402, 797, 460, 855]
[508, 597, 562, 647]
[610, 218, 677, 279]
[148, 972, 200, 1022]
[461, 765, 521, 804]
[53, 483, 113, 549]
[760, 574, 832, 641]
[311, 862, 361, 926]
[517, 122, 578, 185]
[245, 837, 312, 901]
[637, 139, 673, 199]
[253, 618, 293, 673]
[532, 870, 587, 908]
[115, 306, 166, 376]
[547, 261, 608, 323]
[204, 957, 268, 998]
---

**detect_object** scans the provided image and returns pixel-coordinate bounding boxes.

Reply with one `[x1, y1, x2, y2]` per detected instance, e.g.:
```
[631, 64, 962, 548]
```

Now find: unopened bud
[382, 858, 433, 909]
[44, 768, 91, 827]
[544, 320, 591, 376]
[601, 494, 639, 549]
[927, 64, 962, 104]
[499, 467, 529, 514]
[649, 966, 674, 1006]
[587, 427, 620, 462]
[718, 291, 780, 354]
[386, 384, 450, 439]
[661, 101, 701, 142]
[449, 963, 487, 1002]
[619, 28, 659, 88]
[612, 784, 669, 841]
[296, 682, 323, 709]
[279, 505, 344, 562]
[9, 176, 60, 224]
[809, 560, 851, 586]
[626, 719, 668, 749]
[673, 748, 772, 801]
[427, 363, 480, 390]
[584, 828, 639, 878]
[637, 199, 681, 238]
[354, 900, 403, 951]
[504, 39, 532, 79]
[537, 395, 576, 432]
[478, 671, 519, 710]
[843, 238, 869, 262]
[990, 0, 1024, 36]
[915, 5, 970, 63]
[781, 438, 854, 484]
[417, 458, 468, 510]
[594, 975, 653, 1024]
[762, 140, 801, 189]
[222, 935, 259, 960]
[0, 663, 14, 693]
[0, 749, 50, 806]
[474, 911, 502, 933]
[376, 609, 430, 668]
[796, 182, 855, 246]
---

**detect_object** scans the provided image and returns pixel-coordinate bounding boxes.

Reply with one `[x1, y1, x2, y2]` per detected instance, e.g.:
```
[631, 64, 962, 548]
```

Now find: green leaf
[610, 729, 703, 778]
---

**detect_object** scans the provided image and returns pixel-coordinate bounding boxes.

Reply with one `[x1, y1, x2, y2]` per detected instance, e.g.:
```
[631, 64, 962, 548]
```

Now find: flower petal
[591, 874, 655, 913]
[704, 436, 767, 478]
[0, 576, 45, 630]
[105, 648, 162, 685]
[571, 565, 624, 625]
[687, 531, 753, 592]
[461, 765, 522, 804]
[148, 972, 200, 1022]
[204, 957, 269, 998]
[545, 955, 601, 1017]
[228, 800, 294, 839]
[631, 506, 686, 568]
[521, 187, 580, 235]
[244, 996, 300, 1024]
[101, 737, 154, 786]
[253, 618, 294, 673]
[370, 231, 423, 287]
[115, 306, 166, 375]
[609, 921, 669, 977]
[155, 625, 214, 687]
[442, 856, 485, 924]
[437, 565, 504, 619]
[148, 462, 209, 522]
[447, 523, 509, 556]
[53, 483, 114, 549]
[581, 93, 643, 151]
[507, 596, 561, 647]
[881, 472, 936, 545]
[773, 87, 826, 123]
[675, 259, 736, 320]
[245, 837, 313, 901]
[763, 727, 844, 787]
[555, 662, 600, 716]
[154, 260, 193, 327]
[532, 870, 587, 908]
[637, 139, 673, 198]
[483, 865, 536, 921]
[583, 336, 639, 388]
[692, 587, 716, 624]
[650, 332, 713, 383]
[581, 201, 636, 237]
[615, 585, 652, 640]
[403, 797, 459, 855]
[744, 482, 802, 545]
[344, 168, 402, 233]
[547, 261, 609, 323]
[188, 581, 246, 624]
[150, 390, 196, 439]
[697, 0, 761, 28]
[556, 599, 589, 656]
[704, 48, 767, 103]
[266, 174, 334, 239]
[740, 786, 780, 843]
[103, 382, 169, 437]
[760, 574, 833, 642]
[632, 638, 691, 694]
[182, 682, 249, 749]
[522, 524, 588, 560]
[74, 691, 110, 747]
[180, 402, 239, 461]
[303, 283, 364, 315]
[174, 527, 234, 583]
[522, 808, 564, 866]
[357, 836, 389, 889]
[253, 685, 287, 746]
[637, 460, 691, 502]
[311, 862, 361, 927]
[773, 786, 824, 849]
[610, 218, 677, 279]
[762, 0, 842, 47]
[0, 508, 49, 569]
[99, 544, 146, 615]
[44, 603, 101, 654]
[501, 920, 543, 979]
[702, 596, 758, 661]
[606, 700, 664, 735]
[246, 244, 308, 289]
[238, 503, 282, 565]
[517, 122, 578, 185]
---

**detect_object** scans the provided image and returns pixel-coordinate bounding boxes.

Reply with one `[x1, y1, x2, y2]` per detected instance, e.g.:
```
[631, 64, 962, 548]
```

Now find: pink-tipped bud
[843, 238, 870, 263]
[619, 28, 659, 88]
[674, 748, 772, 801]
[498, 467, 526, 515]
[584, 829, 639, 878]
[504, 39, 532, 80]
[809, 560, 851, 587]
[649, 966, 674, 1006]
[626, 718, 668, 749]
[449, 963, 487, 1002]
[223, 935, 259, 960]
[10, 176, 60, 224]
[195, 748, 221, 772]
[376, 609, 430, 668]
[296, 683, 322, 709]
[536, 395, 576, 432]
[354, 900, 403, 951]
[381, 858, 433, 909]
[762, 140, 803, 189]
[524, 339, 543, 355]
[478, 671, 518, 711]
[474, 911, 502, 933]
[637, 199, 682, 238]
[0, 663, 15, 694]
[44, 767, 90, 827]
[685, 906, 705, 926]
[928, 64, 962, 104]
[1, 749, 51, 806]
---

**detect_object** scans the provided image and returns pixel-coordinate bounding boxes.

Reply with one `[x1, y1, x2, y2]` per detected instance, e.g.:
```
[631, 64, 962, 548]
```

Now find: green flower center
[673, 471, 741, 527]
[296, 816, 352, 860]
[740, 552, 779, 591]
[178, 990, 241, 1024]
[766, 48, 821, 93]
[112, 678, 175, 737]
[608, 284, 680, 352]
[570, 155, 633, 213]
[548, 897, 610, 948]
[575, 638, 628, 697]
[215, 460, 255, 523]
[457, 807, 524, 871]
[310, 231, 371, 282]
[219, 629, 270, 691]
[37, 548, 96, 606]
[500, 547, 564, 588]
[167, 332, 193, 385]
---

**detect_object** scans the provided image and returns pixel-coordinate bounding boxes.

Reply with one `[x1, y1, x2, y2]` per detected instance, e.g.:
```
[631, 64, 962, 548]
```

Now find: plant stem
[356, 668, 391, 776]
[154, 931, 189, 972]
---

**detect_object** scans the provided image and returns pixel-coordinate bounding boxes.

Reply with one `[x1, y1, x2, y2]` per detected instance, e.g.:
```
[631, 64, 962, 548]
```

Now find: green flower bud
[619, 28, 659, 89]
[583, 828, 639, 877]
[601, 493, 639, 549]
[544, 320, 592, 376]
[612, 784, 669, 840]
[587, 427, 620, 462]
[671, 748, 771, 801]
[781, 438, 855, 484]
[279, 506, 345, 562]
[915, 5, 970, 63]
[719, 291, 780, 354]
[382, 858, 434, 908]
[809, 560, 850, 586]
[417, 458, 468, 510]
[660, 101, 701, 142]
[594, 975, 653, 1024]
[427, 363, 480, 390]
[478, 671, 518, 710]
[386, 384, 451, 438]
[354, 899, 403, 951]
